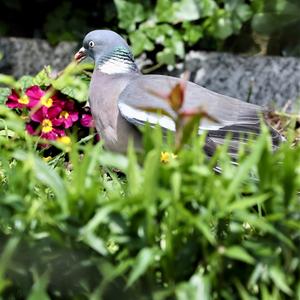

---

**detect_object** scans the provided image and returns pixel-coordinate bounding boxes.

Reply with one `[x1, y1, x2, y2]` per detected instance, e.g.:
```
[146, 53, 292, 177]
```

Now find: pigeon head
[75, 30, 138, 74]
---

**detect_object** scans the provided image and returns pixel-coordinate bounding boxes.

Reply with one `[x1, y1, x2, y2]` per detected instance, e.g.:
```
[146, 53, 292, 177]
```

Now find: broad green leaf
[155, 0, 175, 23]
[236, 4, 252, 21]
[129, 30, 155, 56]
[114, 0, 148, 31]
[213, 15, 233, 39]
[173, 0, 200, 23]
[183, 22, 203, 45]
[198, 0, 217, 17]
[33, 66, 52, 86]
[56, 75, 90, 102]
[16, 75, 34, 90]
[157, 48, 175, 65]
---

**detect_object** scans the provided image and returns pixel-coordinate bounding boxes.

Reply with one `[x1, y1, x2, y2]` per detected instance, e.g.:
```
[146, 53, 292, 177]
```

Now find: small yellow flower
[40, 96, 53, 108]
[57, 136, 71, 145]
[160, 151, 177, 164]
[43, 156, 52, 162]
[18, 95, 29, 105]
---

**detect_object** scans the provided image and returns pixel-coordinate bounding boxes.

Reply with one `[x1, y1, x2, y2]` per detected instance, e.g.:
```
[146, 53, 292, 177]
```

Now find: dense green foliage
[1, 98, 300, 299]
[1, 1, 300, 298]
[1, 0, 300, 64]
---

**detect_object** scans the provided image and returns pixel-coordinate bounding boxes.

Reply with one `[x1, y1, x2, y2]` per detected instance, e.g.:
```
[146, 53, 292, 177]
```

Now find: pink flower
[80, 113, 94, 127]
[31, 105, 62, 123]
[26, 119, 65, 140]
[6, 87, 40, 109]
[52, 101, 79, 128]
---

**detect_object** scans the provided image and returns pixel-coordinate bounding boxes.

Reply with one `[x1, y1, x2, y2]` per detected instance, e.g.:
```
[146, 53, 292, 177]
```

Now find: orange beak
[74, 47, 87, 62]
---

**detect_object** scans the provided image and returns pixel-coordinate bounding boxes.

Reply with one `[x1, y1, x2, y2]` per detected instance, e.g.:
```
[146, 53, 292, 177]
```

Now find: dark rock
[182, 51, 300, 108]
[0, 37, 77, 78]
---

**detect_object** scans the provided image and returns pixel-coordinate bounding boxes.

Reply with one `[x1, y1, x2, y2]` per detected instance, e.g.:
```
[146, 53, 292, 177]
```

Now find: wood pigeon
[75, 30, 282, 157]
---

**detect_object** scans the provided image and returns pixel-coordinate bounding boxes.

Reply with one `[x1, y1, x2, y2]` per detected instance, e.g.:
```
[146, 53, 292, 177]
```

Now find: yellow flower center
[57, 136, 71, 145]
[41, 119, 53, 133]
[41, 96, 53, 108]
[18, 95, 29, 105]
[59, 111, 69, 119]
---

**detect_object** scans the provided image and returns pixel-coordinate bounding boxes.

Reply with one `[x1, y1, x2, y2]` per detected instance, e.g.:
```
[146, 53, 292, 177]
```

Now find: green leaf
[236, 4, 252, 22]
[252, 12, 300, 34]
[173, 0, 200, 23]
[16, 75, 34, 91]
[224, 246, 255, 264]
[0, 87, 10, 105]
[127, 247, 157, 288]
[33, 66, 52, 86]
[213, 15, 233, 39]
[155, 0, 175, 23]
[129, 30, 155, 56]
[0, 74, 16, 87]
[269, 266, 292, 295]
[0, 237, 19, 293]
[13, 151, 69, 215]
[55, 74, 90, 102]
[114, 0, 148, 31]
[157, 48, 176, 65]
[127, 141, 142, 196]
[198, 0, 217, 17]
[183, 22, 203, 45]
[226, 194, 269, 213]
[176, 274, 210, 300]
[27, 272, 50, 300]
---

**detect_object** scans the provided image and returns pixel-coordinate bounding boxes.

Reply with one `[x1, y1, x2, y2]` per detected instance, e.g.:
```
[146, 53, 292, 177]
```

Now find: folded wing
[118, 74, 282, 157]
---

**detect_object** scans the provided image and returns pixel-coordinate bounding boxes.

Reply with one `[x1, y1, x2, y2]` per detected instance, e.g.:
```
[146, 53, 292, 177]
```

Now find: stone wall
[0, 37, 77, 78]
[1, 37, 300, 108]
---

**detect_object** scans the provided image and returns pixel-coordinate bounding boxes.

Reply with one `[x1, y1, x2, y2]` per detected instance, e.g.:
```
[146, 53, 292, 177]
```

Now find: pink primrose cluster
[6, 86, 95, 141]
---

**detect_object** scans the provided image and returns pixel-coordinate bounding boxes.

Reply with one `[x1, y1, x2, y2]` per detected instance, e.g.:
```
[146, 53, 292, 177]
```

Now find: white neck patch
[97, 57, 135, 74]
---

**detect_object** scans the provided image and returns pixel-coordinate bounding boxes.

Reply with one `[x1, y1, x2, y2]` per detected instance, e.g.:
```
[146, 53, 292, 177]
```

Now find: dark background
[0, 0, 119, 42]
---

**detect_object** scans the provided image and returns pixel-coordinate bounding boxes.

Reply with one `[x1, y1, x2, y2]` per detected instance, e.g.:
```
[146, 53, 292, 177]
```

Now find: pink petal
[80, 114, 94, 127]
[41, 131, 58, 140]
[64, 100, 75, 111]
[48, 106, 62, 119]
[70, 111, 79, 122]
[26, 123, 38, 135]
[64, 118, 73, 128]
[52, 118, 63, 127]
[27, 98, 40, 109]
[8, 90, 20, 102]
[26, 86, 45, 99]
[31, 108, 44, 123]
[6, 99, 22, 109]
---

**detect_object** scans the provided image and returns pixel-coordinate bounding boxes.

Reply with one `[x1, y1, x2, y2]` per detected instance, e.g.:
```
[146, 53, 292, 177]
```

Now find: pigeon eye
[89, 41, 95, 48]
